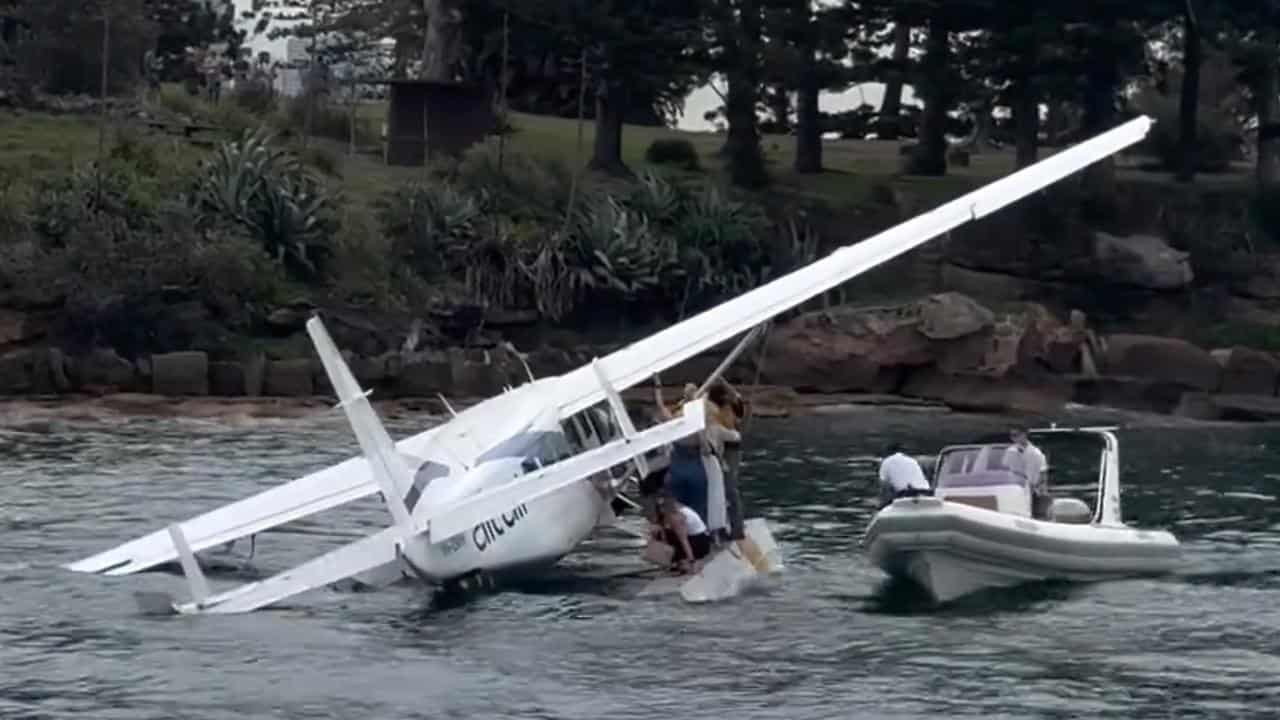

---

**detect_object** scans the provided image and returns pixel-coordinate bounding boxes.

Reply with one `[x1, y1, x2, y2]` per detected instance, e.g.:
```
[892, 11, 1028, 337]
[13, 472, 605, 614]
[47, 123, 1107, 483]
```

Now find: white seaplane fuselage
[863, 428, 1182, 604]
[358, 382, 616, 586]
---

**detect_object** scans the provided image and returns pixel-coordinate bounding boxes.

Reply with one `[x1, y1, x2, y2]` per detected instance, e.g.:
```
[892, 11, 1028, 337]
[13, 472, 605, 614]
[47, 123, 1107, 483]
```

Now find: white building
[273, 36, 393, 99]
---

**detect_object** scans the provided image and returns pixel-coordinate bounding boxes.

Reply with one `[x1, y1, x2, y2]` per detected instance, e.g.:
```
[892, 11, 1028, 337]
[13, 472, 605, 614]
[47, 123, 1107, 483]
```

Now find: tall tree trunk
[724, 0, 767, 188]
[421, 0, 462, 82]
[794, 43, 821, 173]
[1081, 27, 1120, 193]
[908, 13, 949, 176]
[589, 82, 628, 175]
[878, 19, 910, 140]
[1177, 6, 1201, 183]
[1256, 61, 1280, 190]
[1013, 69, 1038, 168]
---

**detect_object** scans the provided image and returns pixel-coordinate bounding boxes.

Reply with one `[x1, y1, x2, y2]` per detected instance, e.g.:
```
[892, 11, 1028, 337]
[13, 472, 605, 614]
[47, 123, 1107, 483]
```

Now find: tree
[712, 0, 769, 188]
[505, 0, 711, 175]
[874, 18, 913, 140]
[763, 0, 863, 174]
[1221, 0, 1280, 189]
[148, 0, 243, 81]
[11, 0, 156, 95]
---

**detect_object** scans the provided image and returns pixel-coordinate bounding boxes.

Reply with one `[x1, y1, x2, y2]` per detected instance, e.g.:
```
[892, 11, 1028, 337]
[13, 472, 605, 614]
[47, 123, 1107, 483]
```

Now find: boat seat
[1048, 497, 1092, 524]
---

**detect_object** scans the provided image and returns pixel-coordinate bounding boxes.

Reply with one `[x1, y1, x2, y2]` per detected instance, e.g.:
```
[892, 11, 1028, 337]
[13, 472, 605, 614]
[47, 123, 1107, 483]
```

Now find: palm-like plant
[196, 128, 335, 279]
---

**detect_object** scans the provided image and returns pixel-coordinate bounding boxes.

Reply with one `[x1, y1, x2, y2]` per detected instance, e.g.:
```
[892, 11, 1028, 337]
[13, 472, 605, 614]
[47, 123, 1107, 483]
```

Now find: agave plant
[572, 194, 678, 300]
[196, 128, 335, 279]
[626, 170, 683, 225]
[670, 184, 768, 298]
[381, 181, 484, 276]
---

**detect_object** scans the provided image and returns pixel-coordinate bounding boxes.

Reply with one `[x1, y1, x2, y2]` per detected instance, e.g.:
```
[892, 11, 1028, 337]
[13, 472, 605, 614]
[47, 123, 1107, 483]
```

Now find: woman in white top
[653, 492, 711, 574]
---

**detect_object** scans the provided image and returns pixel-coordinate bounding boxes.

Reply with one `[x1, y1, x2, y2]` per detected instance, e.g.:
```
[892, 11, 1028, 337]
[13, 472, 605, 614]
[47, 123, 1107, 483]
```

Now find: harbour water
[2, 406, 1278, 719]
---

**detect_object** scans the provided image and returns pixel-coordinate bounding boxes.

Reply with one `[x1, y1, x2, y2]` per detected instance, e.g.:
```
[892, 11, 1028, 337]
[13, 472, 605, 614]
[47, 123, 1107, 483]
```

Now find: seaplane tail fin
[306, 316, 415, 531]
[553, 116, 1155, 418]
[426, 399, 709, 540]
[173, 527, 402, 615]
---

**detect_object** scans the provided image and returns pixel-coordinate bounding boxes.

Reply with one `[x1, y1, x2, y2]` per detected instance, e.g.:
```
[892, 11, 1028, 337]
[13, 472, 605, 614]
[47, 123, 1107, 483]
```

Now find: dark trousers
[665, 529, 711, 563]
[723, 441, 745, 540]
[878, 485, 933, 509]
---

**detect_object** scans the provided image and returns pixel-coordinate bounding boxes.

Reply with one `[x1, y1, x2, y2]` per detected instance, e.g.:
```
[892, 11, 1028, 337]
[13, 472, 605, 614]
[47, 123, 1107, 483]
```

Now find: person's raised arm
[653, 375, 673, 420]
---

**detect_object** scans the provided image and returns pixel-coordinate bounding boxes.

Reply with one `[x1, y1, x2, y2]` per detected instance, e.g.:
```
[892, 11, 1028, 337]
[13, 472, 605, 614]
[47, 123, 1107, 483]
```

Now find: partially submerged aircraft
[66, 115, 1157, 615]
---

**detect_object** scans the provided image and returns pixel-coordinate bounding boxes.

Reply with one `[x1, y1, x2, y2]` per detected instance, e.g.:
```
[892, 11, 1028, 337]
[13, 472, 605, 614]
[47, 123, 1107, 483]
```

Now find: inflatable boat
[863, 426, 1181, 604]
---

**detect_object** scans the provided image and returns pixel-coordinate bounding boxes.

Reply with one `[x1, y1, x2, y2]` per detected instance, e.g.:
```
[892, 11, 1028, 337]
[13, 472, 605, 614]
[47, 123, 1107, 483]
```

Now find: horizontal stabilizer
[425, 399, 709, 541]
[177, 527, 402, 614]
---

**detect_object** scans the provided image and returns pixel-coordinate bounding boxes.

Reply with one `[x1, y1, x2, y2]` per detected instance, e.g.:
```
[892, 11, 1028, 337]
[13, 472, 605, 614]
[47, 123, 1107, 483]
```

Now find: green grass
[0, 88, 1259, 216]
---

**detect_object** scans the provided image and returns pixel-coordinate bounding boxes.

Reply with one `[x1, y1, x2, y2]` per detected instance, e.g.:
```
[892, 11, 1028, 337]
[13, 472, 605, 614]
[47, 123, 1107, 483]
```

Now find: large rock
[244, 353, 266, 397]
[939, 263, 1041, 303]
[1210, 347, 1279, 396]
[264, 359, 313, 397]
[151, 352, 210, 396]
[1102, 334, 1220, 391]
[901, 367, 1073, 415]
[1073, 376, 1190, 416]
[395, 350, 452, 397]
[0, 309, 41, 346]
[763, 292, 994, 392]
[0, 347, 70, 394]
[209, 361, 247, 396]
[1092, 232, 1193, 290]
[350, 354, 389, 387]
[1211, 394, 1280, 422]
[76, 348, 138, 391]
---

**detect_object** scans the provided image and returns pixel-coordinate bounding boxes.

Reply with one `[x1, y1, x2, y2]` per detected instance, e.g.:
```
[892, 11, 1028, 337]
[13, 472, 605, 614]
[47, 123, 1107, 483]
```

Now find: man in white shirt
[877, 443, 932, 508]
[1004, 428, 1050, 518]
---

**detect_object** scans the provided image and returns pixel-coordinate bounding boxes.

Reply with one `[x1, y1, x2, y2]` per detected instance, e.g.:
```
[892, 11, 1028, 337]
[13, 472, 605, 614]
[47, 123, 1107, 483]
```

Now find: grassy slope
[0, 95, 1256, 214]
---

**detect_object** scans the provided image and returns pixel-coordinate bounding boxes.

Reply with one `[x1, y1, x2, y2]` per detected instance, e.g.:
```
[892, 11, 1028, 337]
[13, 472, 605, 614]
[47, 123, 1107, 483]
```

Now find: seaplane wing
[65, 454, 390, 576]
[171, 526, 403, 615]
[554, 116, 1154, 417]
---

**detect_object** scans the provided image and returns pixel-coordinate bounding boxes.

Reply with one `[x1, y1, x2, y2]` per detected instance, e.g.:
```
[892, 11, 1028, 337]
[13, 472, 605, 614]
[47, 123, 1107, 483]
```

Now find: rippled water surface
[3, 406, 1280, 719]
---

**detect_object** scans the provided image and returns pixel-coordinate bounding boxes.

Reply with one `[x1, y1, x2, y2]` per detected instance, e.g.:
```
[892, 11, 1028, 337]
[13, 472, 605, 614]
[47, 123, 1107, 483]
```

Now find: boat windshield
[935, 444, 1028, 489]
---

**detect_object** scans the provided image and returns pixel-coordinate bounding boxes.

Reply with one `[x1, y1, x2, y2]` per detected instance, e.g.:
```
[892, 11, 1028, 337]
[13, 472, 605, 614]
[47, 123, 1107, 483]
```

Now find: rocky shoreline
[3, 292, 1280, 425]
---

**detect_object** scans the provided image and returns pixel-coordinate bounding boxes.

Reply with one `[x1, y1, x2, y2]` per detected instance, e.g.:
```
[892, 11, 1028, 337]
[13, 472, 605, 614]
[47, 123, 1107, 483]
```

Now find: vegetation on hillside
[4, 0, 1280, 360]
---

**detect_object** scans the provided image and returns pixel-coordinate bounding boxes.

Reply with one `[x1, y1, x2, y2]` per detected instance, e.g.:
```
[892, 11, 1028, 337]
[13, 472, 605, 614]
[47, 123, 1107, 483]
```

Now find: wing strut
[591, 358, 648, 481]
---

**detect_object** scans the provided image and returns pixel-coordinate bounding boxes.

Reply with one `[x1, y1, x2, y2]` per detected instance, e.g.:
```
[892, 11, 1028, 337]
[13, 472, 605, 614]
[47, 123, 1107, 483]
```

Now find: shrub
[195, 128, 338, 280]
[231, 77, 278, 115]
[282, 94, 378, 147]
[644, 139, 701, 170]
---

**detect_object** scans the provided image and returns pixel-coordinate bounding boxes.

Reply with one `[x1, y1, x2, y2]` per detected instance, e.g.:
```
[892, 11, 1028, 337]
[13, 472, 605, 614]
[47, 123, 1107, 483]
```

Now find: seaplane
[64, 115, 1158, 616]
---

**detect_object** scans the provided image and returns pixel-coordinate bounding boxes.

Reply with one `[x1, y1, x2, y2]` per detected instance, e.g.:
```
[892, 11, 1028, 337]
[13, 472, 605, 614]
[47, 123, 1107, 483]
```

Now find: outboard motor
[1048, 497, 1092, 524]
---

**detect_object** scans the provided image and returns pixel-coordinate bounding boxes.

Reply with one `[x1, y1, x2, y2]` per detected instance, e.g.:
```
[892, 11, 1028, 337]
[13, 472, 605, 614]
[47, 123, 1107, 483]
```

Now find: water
[2, 407, 1279, 719]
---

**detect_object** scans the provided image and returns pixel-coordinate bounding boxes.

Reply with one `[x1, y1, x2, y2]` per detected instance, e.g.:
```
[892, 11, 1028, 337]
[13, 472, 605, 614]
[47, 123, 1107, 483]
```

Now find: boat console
[932, 443, 1034, 517]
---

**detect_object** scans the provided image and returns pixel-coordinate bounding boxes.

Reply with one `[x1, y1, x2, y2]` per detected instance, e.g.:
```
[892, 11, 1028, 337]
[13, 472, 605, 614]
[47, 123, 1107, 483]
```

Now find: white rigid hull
[863, 496, 1182, 604]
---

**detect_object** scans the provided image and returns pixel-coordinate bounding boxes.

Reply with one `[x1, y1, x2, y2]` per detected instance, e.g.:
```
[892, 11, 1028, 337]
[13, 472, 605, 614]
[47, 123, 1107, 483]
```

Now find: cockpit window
[519, 431, 573, 473]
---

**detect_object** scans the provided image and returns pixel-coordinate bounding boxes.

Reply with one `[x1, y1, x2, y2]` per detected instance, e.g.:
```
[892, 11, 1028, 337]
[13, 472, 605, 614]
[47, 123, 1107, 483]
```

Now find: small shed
[376, 78, 495, 166]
